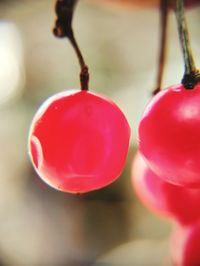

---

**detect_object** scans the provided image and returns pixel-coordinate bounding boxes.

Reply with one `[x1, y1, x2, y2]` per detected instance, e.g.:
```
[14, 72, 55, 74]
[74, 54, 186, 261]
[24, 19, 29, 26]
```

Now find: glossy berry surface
[171, 223, 200, 266]
[29, 90, 130, 193]
[132, 153, 200, 224]
[138, 82, 200, 187]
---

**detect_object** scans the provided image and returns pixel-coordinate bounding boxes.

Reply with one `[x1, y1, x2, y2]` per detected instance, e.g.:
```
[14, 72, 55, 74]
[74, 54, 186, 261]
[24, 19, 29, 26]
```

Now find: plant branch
[175, 0, 200, 89]
[153, 0, 169, 95]
[53, 0, 89, 90]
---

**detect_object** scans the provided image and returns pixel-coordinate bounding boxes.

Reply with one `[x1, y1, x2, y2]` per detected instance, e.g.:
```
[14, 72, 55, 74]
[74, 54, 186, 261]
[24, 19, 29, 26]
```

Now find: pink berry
[171, 223, 200, 266]
[28, 90, 131, 193]
[132, 152, 169, 218]
[132, 152, 200, 224]
[138, 82, 200, 188]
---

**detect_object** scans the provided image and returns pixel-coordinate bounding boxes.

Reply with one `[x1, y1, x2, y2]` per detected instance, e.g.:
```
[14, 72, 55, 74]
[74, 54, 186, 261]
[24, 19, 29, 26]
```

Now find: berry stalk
[53, 0, 89, 90]
[153, 0, 169, 95]
[175, 0, 200, 89]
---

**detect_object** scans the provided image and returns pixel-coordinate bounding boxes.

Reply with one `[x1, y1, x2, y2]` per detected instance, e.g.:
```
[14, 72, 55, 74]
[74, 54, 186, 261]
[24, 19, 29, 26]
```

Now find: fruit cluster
[130, 1, 200, 263]
[132, 82, 200, 266]
[28, 0, 200, 265]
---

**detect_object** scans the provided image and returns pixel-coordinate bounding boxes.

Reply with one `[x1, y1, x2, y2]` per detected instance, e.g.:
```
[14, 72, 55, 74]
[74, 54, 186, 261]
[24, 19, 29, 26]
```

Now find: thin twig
[175, 0, 200, 89]
[153, 0, 169, 95]
[53, 0, 89, 90]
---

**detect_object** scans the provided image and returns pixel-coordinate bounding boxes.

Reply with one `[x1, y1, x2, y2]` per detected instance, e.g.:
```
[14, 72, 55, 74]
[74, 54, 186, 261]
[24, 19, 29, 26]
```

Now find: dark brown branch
[53, 0, 89, 90]
[153, 0, 169, 95]
[175, 0, 200, 89]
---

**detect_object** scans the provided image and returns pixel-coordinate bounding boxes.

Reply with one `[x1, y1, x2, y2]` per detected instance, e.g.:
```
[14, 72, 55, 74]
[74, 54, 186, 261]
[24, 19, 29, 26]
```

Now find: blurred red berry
[171, 223, 200, 266]
[132, 152, 200, 224]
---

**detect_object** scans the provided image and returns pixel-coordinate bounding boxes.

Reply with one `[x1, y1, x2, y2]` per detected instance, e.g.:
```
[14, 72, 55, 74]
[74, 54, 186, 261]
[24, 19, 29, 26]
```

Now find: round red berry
[138, 83, 200, 187]
[29, 90, 131, 193]
[132, 152, 200, 224]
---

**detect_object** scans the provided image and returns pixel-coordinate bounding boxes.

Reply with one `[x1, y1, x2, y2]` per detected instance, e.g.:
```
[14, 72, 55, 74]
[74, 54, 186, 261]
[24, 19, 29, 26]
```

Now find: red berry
[132, 152, 169, 219]
[132, 153, 200, 224]
[28, 90, 130, 193]
[138, 83, 200, 188]
[171, 223, 200, 266]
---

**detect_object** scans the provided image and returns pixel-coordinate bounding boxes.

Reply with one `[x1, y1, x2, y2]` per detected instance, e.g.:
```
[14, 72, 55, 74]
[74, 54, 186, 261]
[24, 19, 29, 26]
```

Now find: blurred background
[0, 0, 199, 265]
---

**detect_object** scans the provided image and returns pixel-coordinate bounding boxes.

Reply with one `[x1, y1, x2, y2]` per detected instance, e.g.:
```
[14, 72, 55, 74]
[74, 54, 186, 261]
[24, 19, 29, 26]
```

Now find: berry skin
[138, 82, 200, 188]
[28, 90, 131, 193]
[132, 153, 200, 224]
[171, 223, 200, 266]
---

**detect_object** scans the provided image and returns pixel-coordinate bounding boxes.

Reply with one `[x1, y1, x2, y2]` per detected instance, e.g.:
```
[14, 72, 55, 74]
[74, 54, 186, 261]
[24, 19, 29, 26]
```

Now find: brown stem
[153, 0, 169, 96]
[53, 0, 89, 90]
[175, 0, 200, 89]
[69, 34, 89, 90]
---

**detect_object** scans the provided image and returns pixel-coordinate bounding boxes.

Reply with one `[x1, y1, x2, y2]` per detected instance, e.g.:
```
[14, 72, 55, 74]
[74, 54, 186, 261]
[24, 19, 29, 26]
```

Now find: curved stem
[53, 0, 89, 90]
[153, 0, 169, 95]
[69, 33, 89, 91]
[175, 0, 200, 89]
